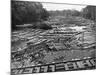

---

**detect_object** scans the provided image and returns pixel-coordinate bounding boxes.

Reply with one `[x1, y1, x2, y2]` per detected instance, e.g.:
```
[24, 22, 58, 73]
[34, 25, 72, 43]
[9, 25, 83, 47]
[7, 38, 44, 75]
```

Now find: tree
[40, 8, 50, 20]
[82, 5, 96, 21]
[11, 1, 49, 30]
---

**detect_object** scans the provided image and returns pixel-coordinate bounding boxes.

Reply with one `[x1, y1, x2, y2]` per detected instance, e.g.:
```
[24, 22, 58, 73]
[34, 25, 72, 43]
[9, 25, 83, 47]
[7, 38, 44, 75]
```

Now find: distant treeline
[49, 10, 81, 17]
[49, 5, 96, 21]
[11, 1, 50, 30]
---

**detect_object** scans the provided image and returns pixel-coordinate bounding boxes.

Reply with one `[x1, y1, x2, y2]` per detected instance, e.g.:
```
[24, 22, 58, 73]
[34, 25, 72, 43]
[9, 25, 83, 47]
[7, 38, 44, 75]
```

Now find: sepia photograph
[11, 0, 96, 74]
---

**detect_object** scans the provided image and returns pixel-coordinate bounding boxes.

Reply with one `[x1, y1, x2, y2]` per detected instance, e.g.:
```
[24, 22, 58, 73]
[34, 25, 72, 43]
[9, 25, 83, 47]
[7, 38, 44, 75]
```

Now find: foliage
[81, 5, 96, 21]
[49, 10, 81, 17]
[11, 1, 50, 30]
[34, 22, 52, 30]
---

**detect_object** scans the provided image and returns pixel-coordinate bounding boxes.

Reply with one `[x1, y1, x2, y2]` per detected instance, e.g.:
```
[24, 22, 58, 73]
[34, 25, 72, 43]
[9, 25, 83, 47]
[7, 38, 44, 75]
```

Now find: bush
[35, 22, 52, 30]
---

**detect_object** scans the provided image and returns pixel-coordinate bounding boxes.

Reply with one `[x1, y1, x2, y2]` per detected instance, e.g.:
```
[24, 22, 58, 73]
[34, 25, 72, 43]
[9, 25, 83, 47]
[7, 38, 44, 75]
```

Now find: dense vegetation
[11, 1, 50, 30]
[49, 9, 81, 17]
[82, 5, 96, 21]
[49, 5, 96, 21]
[11, 0, 96, 31]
